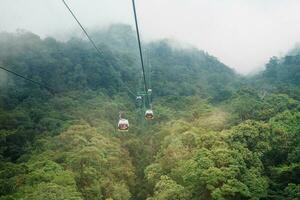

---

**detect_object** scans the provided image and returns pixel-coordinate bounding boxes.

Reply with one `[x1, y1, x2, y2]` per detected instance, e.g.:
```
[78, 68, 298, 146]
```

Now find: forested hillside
[244, 45, 300, 102]
[0, 25, 299, 200]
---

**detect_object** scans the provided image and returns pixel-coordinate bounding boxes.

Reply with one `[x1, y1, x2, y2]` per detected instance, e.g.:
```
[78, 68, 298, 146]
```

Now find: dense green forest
[0, 25, 299, 200]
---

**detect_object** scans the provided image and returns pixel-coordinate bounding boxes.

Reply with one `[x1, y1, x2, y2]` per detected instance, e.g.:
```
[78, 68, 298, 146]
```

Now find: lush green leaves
[0, 25, 300, 200]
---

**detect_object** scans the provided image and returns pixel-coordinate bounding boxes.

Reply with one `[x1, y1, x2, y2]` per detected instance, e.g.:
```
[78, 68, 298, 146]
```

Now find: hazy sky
[1, 0, 300, 74]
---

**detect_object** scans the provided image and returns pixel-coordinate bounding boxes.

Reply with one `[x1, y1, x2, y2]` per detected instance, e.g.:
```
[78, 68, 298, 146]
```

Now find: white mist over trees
[0, 25, 300, 199]
[1, 0, 300, 74]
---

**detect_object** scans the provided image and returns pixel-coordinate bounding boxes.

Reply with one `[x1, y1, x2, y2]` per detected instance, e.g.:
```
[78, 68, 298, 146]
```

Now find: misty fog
[1, 0, 300, 74]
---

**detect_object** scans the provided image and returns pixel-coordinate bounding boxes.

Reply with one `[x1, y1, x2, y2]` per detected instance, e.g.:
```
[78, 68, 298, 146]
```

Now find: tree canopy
[0, 25, 299, 200]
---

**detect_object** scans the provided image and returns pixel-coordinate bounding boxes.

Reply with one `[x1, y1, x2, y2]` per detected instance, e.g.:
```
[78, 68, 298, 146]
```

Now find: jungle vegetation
[0, 25, 299, 200]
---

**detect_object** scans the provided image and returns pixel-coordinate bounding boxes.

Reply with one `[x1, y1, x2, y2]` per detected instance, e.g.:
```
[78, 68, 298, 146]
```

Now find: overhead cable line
[0, 64, 106, 109]
[0, 65, 55, 94]
[123, 84, 136, 97]
[62, 0, 104, 56]
[61, 0, 136, 97]
[131, 0, 148, 94]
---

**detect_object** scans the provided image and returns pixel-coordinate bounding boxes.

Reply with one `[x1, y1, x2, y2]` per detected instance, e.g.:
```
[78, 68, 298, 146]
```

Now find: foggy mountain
[0, 6, 300, 198]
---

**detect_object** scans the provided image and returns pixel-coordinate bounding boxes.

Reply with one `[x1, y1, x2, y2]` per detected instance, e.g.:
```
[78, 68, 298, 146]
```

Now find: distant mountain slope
[262, 55, 300, 86]
[250, 46, 300, 100]
[91, 24, 240, 101]
[0, 24, 240, 103]
[147, 40, 239, 100]
[253, 44, 300, 87]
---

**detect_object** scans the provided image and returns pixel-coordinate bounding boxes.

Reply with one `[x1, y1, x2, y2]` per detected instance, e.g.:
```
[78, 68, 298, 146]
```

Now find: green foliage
[262, 55, 300, 86]
[145, 104, 299, 200]
[227, 88, 299, 123]
[0, 160, 82, 200]
[44, 124, 135, 200]
[0, 25, 300, 200]
[152, 176, 185, 200]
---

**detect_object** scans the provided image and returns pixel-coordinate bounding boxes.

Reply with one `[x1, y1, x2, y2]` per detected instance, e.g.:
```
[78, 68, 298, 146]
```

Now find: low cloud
[1, 0, 300, 74]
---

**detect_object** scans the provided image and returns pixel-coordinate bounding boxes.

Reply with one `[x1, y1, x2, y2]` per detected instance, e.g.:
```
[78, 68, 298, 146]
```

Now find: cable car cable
[123, 84, 136, 97]
[0, 64, 105, 109]
[145, 47, 153, 105]
[0, 65, 55, 94]
[62, 0, 104, 57]
[62, 0, 136, 98]
[131, 0, 151, 108]
[62, 0, 153, 126]
[131, 0, 148, 93]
